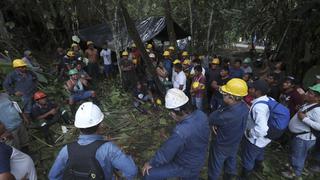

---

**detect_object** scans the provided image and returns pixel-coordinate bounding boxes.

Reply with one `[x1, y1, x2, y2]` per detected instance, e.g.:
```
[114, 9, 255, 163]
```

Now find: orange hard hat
[34, 91, 47, 101]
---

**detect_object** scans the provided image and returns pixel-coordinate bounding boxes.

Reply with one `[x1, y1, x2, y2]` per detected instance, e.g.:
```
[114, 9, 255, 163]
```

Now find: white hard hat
[75, 102, 104, 128]
[149, 53, 155, 58]
[72, 35, 80, 43]
[165, 88, 189, 109]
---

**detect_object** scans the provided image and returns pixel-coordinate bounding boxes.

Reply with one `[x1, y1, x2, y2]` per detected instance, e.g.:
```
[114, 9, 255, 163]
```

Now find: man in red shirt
[85, 41, 99, 79]
[279, 76, 304, 117]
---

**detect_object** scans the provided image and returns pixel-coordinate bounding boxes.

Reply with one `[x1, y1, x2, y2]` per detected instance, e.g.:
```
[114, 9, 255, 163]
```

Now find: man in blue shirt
[208, 78, 249, 180]
[49, 102, 137, 180]
[229, 59, 244, 78]
[142, 88, 210, 180]
[3, 59, 37, 121]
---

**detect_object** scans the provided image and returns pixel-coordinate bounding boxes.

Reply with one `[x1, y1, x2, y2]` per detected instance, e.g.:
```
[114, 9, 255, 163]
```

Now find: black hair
[194, 65, 202, 73]
[174, 63, 183, 71]
[79, 124, 99, 134]
[235, 59, 242, 64]
[192, 58, 201, 65]
[173, 103, 192, 116]
[221, 66, 229, 72]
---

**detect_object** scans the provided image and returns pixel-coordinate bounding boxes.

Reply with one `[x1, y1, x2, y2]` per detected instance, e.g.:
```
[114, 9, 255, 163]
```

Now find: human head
[250, 79, 270, 98]
[316, 75, 320, 84]
[174, 63, 183, 73]
[75, 102, 104, 135]
[122, 51, 129, 58]
[68, 69, 79, 80]
[192, 58, 201, 66]
[102, 42, 108, 49]
[282, 76, 296, 91]
[163, 51, 170, 58]
[87, 41, 94, 49]
[136, 81, 142, 89]
[220, 78, 248, 105]
[242, 73, 250, 82]
[275, 61, 286, 71]
[265, 73, 278, 85]
[33, 91, 47, 105]
[12, 59, 27, 73]
[234, 59, 242, 68]
[305, 84, 320, 103]
[220, 67, 229, 78]
[168, 46, 175, 53]
[165, 88, 190, 122]
[57, 47, 64, 55]
[24, 50, 32, 58]
[182, 51, 188, 57]
[211, 58, 220, 69]
[194, 65, 202, 76]
[67, 51, 75, 59]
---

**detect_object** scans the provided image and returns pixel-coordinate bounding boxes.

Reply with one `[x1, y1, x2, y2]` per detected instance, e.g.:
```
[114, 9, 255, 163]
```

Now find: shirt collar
[78, 134, 104, 141]
[252, 95, 268, 104]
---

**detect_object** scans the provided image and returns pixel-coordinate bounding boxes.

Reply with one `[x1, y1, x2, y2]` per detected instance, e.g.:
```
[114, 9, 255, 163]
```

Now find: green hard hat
[243, 57, 251, 64]
[309, 84, 320, 94]
[68, 69, 78, 76]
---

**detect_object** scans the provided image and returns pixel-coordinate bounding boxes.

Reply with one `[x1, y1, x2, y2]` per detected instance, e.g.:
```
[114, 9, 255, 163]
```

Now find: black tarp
[78, 16, 190, 49]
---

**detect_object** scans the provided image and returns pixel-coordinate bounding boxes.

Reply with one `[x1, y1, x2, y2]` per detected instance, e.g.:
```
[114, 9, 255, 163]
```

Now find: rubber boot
[223, 173, 236, 180]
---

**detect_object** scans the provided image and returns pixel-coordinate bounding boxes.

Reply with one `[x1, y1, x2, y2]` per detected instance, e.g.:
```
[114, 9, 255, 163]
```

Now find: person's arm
[302, 108, 320, 131]
[249, 104, 270, 138]
[48, 146, 68, 180]
[0, 173, 15, 180]
[149, 132, 185, 167]
[107, 143, 138, 179]
[177, 74, 186, 90]
[35, 109, 56, 120]
[80, 78, 89, 87]
[65, 81, 75, 92]
[3, 73, 16, 95]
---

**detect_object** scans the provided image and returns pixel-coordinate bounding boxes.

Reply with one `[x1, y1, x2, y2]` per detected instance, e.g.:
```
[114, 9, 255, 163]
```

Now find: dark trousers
[241, 138, 265, 171]
[87, 62, 99, 79]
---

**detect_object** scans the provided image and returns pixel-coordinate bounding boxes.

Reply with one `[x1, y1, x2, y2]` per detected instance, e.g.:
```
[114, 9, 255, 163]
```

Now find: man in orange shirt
[85, 41, 99, 79]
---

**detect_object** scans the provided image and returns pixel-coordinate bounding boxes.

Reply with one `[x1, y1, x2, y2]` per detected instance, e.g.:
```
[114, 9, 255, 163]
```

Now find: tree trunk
[164, 0, 177, 47]
[206, 5, 214, 53]
[119, 1, 166, 95]
[188, 0, 193, 51]
[0, 9, 10, 40]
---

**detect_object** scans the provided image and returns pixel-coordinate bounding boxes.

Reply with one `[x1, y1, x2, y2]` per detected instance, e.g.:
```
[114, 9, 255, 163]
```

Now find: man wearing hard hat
[3, 59, 38, 121]
[120, 51, 136, 91]
[49, 102, 138, 179]
[142, 88, 210, 179]
[207, 78, 249, 180]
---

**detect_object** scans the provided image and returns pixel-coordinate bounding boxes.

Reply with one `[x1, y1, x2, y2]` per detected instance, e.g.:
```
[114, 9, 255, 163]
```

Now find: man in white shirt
[173, 63, 186, 92]
[282, 84, 320, 179]
[241, 80, 271, 179]
[100, 43, 112, 79]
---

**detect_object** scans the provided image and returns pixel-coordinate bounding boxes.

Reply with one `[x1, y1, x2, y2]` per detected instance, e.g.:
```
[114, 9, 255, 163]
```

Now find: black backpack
[292, 104, 320, 138]
[63, 140, 106, 180]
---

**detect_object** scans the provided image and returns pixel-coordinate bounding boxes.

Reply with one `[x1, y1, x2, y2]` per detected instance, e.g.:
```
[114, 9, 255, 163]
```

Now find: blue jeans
[70, 91, 93, 102]
[313, 138, 320, 161]
[143, 163, 199, 180]
[291, 137, 315, 176]
[104, 64, 113, 76]
[241, 138, 265, 171]
[208, 143, 237, 180]
[192, 97, 203, 110]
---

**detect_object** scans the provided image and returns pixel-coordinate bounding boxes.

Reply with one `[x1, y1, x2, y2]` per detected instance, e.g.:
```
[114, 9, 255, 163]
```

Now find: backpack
[292, 104, 320, 138]
[251, 97, 290, 140]
[63, 140, 106, 180]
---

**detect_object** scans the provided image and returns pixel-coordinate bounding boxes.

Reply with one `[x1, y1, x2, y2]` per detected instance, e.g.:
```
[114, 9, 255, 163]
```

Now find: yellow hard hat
[163, 51, 170, 56]
[173, 59, 181, 64]
[122, 51, 129, 56]
[67, 51, 75, 57]
[12, 59, 27, 68]
[71, 43, 78, 48]
[199, 55, 205, 60]
[132, 59, 138, 65]
[168, 46, 175, 50]
[211, 58, 220, 65]
[156, 98, 162, 105]
[220, 78, 248, 97]
[87, 41, 94, 46]
[131, 43, 136, 48]
[182, 51, 189, 56]
[183, 59, 191, 65]
[147, 44, 153, 49]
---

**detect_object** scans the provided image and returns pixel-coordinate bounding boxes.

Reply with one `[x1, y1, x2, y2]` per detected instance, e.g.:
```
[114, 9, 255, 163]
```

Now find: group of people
[1, 37, 320, 180]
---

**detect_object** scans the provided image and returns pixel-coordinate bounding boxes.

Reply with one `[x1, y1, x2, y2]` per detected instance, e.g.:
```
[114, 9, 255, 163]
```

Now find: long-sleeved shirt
[0, 93, 22, 131]
[209, 101, 249, 155]
[245, 95, 272, 148]
[48, 134, 137, 180]
[289, 103, 320, 141]
[149, 110, 210, 174]
[3, 70, 37, 97]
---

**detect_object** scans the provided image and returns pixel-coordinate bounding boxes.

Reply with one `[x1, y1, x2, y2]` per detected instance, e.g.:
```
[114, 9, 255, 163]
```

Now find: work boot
[239, 168, 253, 180]
[223, 173, 236, 180]
[254, 160, 264, 173]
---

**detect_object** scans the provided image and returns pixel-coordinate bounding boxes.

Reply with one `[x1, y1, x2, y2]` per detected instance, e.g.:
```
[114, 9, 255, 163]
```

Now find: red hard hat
[33, 91, 47, 101]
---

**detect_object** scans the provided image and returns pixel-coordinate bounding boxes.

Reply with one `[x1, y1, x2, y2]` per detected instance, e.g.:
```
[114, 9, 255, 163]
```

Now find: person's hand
[212, 126, 218, 135]
[298, 111, 307, 120]
[14, 91, 23, 96]
[142, 162, 152, 176]
[0, 131, 13, 141]
[50, 108, 58, 115]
